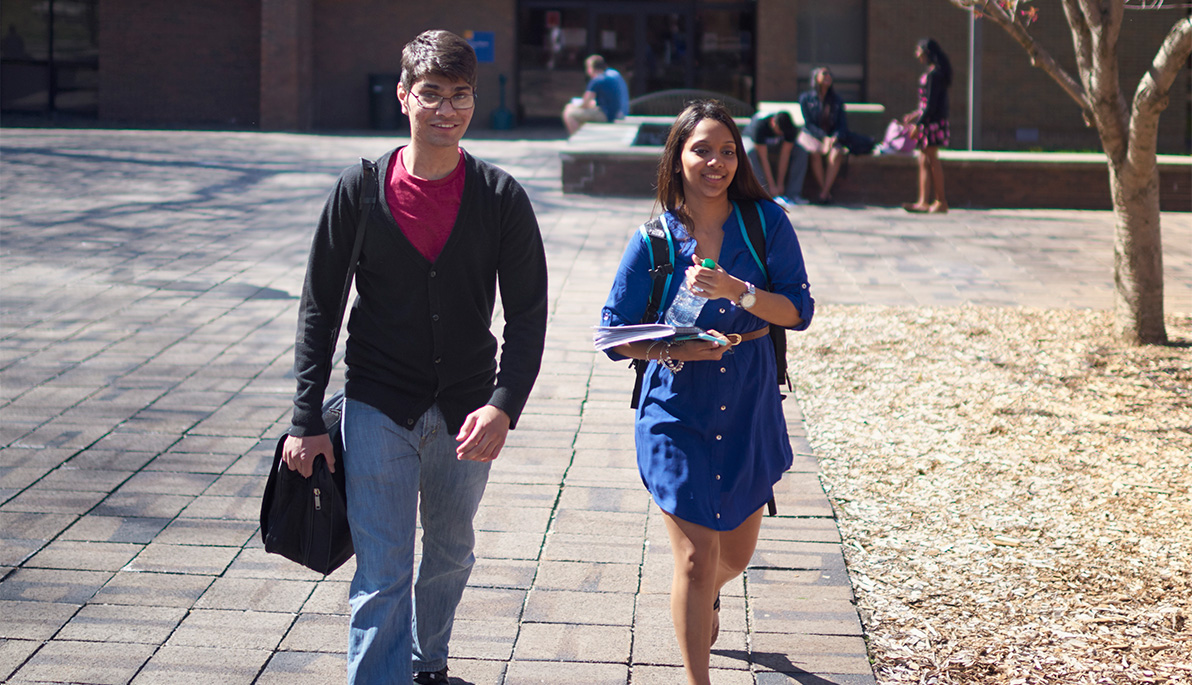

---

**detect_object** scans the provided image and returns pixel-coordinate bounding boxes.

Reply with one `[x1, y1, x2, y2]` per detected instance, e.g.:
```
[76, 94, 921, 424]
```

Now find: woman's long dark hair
[810, 66, 840, 128]
[655, 99, 770, 234]
[917, 38, 952, 87]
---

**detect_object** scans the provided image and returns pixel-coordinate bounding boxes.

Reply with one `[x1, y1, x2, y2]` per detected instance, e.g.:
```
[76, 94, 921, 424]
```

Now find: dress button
[719, 308, 726, 314]
[720, 367, 726, 373]
[716, 513, 721, 519]
[716, 435, 722, 441]
[802, 283, 808, 289]
[432, 314, 440, 321]
[720, 405, 726, 411]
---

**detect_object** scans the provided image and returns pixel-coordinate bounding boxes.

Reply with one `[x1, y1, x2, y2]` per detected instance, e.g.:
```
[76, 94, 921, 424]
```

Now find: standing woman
[599, 100, 814, 685]
[902, 38, 952, 214]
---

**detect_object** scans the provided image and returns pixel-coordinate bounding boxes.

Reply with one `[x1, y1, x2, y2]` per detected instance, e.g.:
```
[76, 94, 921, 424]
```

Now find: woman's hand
[669, 332, 730, 362]
[685, 255, 745, 302]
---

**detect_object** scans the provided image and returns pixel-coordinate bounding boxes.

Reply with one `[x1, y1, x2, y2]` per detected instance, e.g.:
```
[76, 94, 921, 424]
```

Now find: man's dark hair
[401, 30, 478, 90]
[772, 111, 796, 139]
[585, 54, 608, 72]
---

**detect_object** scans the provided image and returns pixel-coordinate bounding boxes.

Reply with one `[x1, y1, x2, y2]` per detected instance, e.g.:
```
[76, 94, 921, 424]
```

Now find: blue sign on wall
[466, 31, 495, 63]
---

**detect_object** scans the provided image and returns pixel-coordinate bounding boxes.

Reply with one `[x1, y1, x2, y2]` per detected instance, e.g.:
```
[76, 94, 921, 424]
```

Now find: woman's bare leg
[820, 147, 845, 199]
[917, 150, 931, 206]
[925, 146, 947, 211]
[663, 507, 766, 685]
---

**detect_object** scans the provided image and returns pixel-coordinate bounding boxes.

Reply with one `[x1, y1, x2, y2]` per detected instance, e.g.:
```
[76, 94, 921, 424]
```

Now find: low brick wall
[560, 121, 1191, 212]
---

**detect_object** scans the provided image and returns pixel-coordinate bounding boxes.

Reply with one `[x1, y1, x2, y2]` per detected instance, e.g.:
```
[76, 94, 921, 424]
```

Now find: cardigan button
[434, 357, 441, 364]
[430, 270, 437, 278]
[432, 314, 440, 322]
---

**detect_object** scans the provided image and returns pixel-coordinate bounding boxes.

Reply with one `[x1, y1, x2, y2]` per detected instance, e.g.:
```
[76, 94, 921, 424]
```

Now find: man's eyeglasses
[408, 91, 476, 110]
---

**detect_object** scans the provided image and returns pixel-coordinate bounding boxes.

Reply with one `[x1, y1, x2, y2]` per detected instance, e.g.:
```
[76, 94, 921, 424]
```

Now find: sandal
[711, 594, 721, 647]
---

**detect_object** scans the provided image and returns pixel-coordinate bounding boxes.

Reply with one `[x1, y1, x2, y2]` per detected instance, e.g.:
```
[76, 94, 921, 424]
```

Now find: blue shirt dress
[600, 201, 814, 530]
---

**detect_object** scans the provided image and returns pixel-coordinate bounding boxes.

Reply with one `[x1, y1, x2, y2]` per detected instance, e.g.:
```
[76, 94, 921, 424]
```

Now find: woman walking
[902, 38, 953, 213]
[599, 100, 814, 684]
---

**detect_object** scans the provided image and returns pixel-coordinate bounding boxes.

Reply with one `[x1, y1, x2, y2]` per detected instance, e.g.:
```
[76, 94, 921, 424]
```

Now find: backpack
[629, 200, 791, 410]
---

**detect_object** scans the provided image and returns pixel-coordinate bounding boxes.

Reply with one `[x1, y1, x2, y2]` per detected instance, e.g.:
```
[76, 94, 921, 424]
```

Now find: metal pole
[967, 11, 983, 150]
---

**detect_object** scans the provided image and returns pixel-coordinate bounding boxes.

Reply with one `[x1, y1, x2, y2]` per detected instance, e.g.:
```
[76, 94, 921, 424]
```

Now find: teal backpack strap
[732, 200, 768, 282]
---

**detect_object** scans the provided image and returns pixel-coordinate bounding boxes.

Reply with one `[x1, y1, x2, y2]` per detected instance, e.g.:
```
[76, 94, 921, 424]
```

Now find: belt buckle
[725, 333, 743, 347]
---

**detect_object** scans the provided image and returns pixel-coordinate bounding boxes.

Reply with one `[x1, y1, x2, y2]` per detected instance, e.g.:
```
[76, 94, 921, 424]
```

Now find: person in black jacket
[282, 30, 548, 685]
[798, 66, 849, 204]
[902, 38, 952, 214]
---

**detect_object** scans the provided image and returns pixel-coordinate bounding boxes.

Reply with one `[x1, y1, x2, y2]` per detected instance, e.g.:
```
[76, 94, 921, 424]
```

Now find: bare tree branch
[1128, 16, 1192, 170]
[947, 0, 1091, 117]
[1083, 1, 1130, 160]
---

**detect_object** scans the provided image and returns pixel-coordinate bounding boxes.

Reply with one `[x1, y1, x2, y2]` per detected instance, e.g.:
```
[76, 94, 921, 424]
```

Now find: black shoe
[414, 668, 449, 684]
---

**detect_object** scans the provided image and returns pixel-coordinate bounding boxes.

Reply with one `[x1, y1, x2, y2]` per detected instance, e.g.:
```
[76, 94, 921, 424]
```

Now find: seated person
[798, 66, 849, 204]
[562, 54, 629, 135]
[743, 110, 808, 210]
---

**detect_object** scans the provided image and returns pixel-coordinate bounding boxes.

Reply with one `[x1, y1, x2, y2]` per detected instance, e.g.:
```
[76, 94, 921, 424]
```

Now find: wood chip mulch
[788, 305, 1192, 684]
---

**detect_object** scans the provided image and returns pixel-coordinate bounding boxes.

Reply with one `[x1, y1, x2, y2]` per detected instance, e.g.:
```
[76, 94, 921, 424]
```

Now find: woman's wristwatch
[737, 282, 757, 309]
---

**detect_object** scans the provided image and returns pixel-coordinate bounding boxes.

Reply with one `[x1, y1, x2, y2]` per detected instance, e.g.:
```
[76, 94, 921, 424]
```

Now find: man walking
[282, 30, 548, 684]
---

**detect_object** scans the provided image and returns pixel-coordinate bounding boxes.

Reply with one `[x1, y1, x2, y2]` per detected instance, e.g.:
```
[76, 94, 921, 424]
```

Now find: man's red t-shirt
[385, 147, 465, 263]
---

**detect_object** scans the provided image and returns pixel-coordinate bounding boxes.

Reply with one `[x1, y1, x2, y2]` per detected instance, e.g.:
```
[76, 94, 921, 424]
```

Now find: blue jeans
[746, 139, 809, 200]
[342, 399, 491, 684]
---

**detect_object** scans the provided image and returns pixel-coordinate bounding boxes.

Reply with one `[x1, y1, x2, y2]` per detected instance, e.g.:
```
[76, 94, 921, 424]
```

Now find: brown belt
[725, 326, 770, 346]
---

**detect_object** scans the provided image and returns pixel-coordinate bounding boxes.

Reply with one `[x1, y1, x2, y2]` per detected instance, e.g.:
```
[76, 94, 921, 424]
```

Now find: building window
[797, 0, 866, 101]
[517, 1, 755, 123]
[1, 0, 99, 115]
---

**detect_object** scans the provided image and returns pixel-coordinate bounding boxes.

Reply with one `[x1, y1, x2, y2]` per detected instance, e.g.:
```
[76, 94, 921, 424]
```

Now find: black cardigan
[289, 147, 548, 436]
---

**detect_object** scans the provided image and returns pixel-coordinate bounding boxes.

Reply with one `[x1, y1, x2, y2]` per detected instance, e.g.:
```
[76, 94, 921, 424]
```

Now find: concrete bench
[560, 118, 1191, 211]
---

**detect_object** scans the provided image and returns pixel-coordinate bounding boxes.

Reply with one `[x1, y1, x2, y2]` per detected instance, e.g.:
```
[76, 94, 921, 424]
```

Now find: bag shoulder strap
[639, 217, 674, 325]
[733, 201, 792, 390]
[324, 158, 377, 370]
[630, 216, 674, 409]
[732, 200, 769, 285]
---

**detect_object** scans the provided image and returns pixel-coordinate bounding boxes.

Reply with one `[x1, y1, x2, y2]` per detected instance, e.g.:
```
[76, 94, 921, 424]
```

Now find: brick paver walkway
[2, 128, 1189, 684]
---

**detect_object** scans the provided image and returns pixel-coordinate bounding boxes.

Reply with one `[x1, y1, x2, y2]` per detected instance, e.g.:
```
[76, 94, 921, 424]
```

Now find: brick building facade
[2, 0, 1188, 153]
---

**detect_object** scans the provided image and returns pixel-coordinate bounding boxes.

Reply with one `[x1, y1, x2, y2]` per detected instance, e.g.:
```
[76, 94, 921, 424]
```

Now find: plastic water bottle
[665, 258, 717, 327]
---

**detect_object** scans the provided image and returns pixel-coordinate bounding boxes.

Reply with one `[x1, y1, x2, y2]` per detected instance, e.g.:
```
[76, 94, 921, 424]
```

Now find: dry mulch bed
[788, 305, 1192, 684]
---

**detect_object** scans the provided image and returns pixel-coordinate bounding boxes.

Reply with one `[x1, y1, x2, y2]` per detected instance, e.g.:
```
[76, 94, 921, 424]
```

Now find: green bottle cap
[701, 258, 716, 268]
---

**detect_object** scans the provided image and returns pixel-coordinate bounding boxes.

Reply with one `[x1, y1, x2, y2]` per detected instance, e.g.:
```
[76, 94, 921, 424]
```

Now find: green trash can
[369, 74, 407, 130]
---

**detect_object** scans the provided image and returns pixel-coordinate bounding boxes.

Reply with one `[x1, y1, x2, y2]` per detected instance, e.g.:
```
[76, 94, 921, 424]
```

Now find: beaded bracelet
[662, 341, 684, 373]
[645, 340, 663, 362]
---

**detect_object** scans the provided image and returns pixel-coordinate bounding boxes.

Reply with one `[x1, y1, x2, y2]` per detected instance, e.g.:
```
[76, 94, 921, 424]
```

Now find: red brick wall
[867, 2, 971, 145]
[310, 0, 516, 130]
[260, 0, 313, 130]
[756, 0, 799, 103]
[867, 1, 1189, 154]
[99, 0, 260, 126]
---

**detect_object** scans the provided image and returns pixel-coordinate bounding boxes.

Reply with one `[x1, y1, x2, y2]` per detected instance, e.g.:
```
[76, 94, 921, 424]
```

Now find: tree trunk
[1107, 160, 1167, 345]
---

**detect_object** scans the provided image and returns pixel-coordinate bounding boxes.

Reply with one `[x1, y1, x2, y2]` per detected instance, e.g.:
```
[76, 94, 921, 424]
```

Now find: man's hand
[456, 405, 511, 463]
[282, 434, 335, 478]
